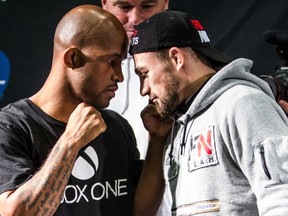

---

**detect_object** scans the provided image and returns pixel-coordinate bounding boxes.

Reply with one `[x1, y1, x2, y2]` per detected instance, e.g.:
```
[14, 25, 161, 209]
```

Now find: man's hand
[65, 102, 107, 148]
[134, 104, 172, 216]
[279, 100, 288, 114]
[141, 104, 172, 139]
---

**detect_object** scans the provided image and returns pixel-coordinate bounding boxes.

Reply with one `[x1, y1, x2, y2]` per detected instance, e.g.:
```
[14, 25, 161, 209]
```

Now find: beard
[156, 66, 180, 118]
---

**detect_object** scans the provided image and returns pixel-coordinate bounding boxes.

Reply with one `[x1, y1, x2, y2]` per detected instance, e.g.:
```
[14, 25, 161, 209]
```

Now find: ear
[164, 0, 169, 10]
[101, 0, 107, 8]
[168, 47, 184, 71]
[63, 48, 85, 69]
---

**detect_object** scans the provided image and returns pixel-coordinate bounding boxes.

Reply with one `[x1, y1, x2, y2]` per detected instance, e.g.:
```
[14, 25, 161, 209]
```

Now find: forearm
[133, 134, 166, 216]
[1, 135, 79, 216]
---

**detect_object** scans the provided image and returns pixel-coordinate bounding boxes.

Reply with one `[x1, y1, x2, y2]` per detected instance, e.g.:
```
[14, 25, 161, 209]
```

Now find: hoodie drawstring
[180, 114, 190, 155]
[120, 56, 132, 114]
[169, 119, 177, 165]
[169, 114, 191, 165]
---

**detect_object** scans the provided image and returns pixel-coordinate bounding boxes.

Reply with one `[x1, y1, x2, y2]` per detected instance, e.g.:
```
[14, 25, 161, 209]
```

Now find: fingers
[141, 104, 158, 120]
[279, 100, 288, 114]
[65, 102, 107, 148]
[141, 104, 172, 137]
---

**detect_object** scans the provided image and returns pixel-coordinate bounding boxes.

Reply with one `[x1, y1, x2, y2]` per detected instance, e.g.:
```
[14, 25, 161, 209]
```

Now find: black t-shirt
[0, 99, 142, 216]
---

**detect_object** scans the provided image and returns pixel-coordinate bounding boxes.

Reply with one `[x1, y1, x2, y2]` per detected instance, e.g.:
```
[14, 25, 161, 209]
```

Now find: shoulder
[0, 99, 45, 136]
[101, 109, 130, 125]
[216, 85, 272, 109]
[0, 99, 30, 125]
[215, 85, 287, 130]
[0, 99, 34, 153]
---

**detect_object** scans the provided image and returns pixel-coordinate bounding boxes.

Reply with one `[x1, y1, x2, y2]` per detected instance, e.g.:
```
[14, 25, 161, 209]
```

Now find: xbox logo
[72, 146, 99, 180]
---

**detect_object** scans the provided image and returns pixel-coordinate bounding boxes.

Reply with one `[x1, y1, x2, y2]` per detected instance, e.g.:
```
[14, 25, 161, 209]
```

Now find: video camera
[259, 30, 288, 102]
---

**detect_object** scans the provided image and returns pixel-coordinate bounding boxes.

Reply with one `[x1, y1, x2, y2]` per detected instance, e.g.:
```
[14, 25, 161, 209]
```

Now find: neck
[177, 73, 215, 114]
[29, 73, 78, 123]
[182, 72, 215, 101]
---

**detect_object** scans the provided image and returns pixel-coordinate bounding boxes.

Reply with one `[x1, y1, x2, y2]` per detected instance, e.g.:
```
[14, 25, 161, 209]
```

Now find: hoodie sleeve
[216, 85, 288, 216]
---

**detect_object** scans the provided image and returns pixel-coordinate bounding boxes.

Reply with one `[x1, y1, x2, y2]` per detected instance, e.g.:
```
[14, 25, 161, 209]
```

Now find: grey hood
[184, 58, 274, 120]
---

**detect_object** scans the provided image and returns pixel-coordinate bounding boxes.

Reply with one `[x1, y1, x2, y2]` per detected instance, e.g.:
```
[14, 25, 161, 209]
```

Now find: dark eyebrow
[99, 53, 125, 61]
[140, 0, 158, 3]
[135, 66, 146, 74]
[113, 0, 158, 5]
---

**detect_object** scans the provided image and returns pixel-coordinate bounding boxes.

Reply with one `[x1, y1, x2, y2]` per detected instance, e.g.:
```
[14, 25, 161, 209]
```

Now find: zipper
[259, 146, 271, 180]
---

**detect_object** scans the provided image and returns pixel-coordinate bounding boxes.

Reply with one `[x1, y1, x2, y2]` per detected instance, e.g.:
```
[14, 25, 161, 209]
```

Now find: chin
[101, 101, 111, 109]
[126, 31, 134, 41]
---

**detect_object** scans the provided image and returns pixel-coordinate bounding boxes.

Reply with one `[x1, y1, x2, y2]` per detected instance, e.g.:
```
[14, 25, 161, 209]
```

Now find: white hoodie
[107, 54, 149, 159]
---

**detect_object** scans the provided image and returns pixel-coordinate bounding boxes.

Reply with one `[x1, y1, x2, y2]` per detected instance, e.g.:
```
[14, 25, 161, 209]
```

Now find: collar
[176, 73, 215, 115]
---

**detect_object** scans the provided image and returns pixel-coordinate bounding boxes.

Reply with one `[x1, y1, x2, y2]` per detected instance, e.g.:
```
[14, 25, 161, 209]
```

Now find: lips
[149, 97, 157, 105]
[107, 85, 118, 92]
[106, 85, 118, 98]
[126, 29, 136, 40]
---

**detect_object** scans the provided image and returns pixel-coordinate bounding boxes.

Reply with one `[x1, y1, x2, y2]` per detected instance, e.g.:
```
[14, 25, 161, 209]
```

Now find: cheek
[159, 71, 174, 89]
[146, 6, 165, 18]
[103, 5, 127, 25]
[82, 66, 104, 89]
[151, 76, 165, 93]
[113, 12, 127, 25]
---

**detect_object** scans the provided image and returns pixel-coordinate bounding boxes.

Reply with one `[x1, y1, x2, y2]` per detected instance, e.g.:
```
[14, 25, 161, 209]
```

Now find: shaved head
[53, 4, 128, 53]
[30, 4, 129, 121]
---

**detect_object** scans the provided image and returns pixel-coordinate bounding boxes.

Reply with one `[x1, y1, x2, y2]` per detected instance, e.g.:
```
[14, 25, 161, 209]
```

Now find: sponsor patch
[172, 200, 220, 216]
[188, 125, 218, 172]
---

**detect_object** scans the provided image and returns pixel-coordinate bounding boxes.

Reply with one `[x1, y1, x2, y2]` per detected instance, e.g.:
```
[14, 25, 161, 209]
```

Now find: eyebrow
[113, 0, 158, 5]
[135, 66, 146, 74]
[99, 53, 124, 61]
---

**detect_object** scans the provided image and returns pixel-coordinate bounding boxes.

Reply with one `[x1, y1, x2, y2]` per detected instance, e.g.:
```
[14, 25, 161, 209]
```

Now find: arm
[133, 104, 172, 216]
[0, 102, 106, 216]
[219, 90, 288, 215]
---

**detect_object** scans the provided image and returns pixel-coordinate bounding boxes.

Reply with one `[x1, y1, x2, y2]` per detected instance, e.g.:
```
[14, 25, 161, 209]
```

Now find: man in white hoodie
[101, 2, 171, 215]
[130, 10, 288, 215]
[101, 0, 169, 160]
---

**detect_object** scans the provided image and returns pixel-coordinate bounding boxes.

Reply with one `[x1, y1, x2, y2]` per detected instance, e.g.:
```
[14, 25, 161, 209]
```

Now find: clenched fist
[64, 102, 107, 149]
[141, 104, 172, 138]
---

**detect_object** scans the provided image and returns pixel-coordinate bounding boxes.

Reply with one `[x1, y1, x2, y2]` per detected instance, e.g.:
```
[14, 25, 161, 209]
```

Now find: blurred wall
[0, 0, 287, 106]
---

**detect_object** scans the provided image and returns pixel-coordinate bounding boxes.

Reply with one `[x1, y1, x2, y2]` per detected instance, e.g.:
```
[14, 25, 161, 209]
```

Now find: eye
[142, 72, 148, 78]
[138, 71, 148, 80]
[108, 58, 122, 67]
[108, 59, 117, 66]
[141, 4, 155, 10]
[117, 4, 133, 12]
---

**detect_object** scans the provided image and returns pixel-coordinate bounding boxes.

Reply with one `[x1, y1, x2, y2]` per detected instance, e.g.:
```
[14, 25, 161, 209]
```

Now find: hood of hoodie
[175, 58, 274, 123]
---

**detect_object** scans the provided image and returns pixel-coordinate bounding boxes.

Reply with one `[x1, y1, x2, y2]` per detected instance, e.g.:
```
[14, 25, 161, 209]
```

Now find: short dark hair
[155, 47, 212, 68]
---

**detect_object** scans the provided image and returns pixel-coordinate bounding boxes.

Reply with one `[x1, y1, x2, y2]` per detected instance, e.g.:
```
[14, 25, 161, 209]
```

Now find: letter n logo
[197, 130, 212, 157]
[188, 125, 218, 172]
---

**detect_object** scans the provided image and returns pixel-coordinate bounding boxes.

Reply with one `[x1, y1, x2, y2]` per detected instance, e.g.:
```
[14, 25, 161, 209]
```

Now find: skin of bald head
[53, 4, 128, 59]
[102, 0, 169, 40]
[30, 5, 128, 122]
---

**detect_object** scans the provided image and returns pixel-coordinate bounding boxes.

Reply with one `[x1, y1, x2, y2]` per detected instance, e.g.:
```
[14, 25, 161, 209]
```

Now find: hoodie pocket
[259, 145, 271, 179]
[253, 137, 288, 184]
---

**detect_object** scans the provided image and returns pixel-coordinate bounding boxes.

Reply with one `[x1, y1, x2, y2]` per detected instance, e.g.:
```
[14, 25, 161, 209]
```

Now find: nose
[140, 78, 150, 96]
[113, 66, 124, 83]
[129, 8, 145, 26]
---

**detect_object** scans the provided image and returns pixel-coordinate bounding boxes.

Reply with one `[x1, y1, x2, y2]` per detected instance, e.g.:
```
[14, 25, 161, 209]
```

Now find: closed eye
[108, 56, 122, 67]
[141, 3, 156, 10]
[135, 68, 148, 78]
